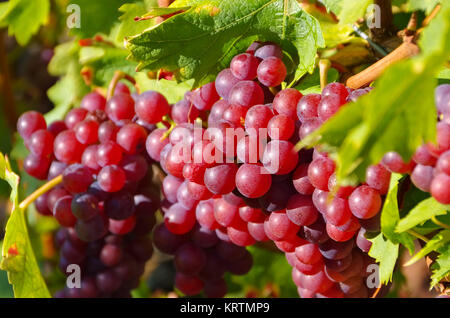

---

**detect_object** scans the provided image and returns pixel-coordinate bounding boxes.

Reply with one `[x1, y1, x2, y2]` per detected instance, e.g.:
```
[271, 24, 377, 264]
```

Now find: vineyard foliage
[0, 0, 449, 297]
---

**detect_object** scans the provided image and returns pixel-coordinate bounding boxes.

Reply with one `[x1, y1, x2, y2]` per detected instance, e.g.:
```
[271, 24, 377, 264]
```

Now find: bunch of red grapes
[17, 83, 159, 297]
[16, 39, 449, 298]
[408, 84, 450, 205]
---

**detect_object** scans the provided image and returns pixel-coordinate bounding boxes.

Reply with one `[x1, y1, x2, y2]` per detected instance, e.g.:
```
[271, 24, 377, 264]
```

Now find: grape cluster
[142, 41, 387, 298]
[18, 40, 446, 298]
[408, 84, 450, 204]
[18, 83, 160, 297]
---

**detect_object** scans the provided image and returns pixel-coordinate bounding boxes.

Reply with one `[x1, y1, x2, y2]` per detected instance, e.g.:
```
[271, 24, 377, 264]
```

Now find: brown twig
[346, 2, 443, 89]
[346, 39, 420, 89]
[406, 12, 418, 32]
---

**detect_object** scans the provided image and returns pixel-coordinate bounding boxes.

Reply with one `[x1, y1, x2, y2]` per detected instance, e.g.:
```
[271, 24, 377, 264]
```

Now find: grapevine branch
[346, 4, 441, 89]
[346, 40, 420, 89]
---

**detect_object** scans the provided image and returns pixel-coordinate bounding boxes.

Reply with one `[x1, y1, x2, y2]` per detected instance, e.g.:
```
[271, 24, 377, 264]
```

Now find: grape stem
[319, 59, 331, 90]
[407, 229, 430, 243]
[106, 70, 137, 100]
[420, 4, 441, 29]
[371, 284, 382, 298]
[18, 175, 63, 210]
[431, 216, 450, 230]
[160, 123, 176, 141]
[268, 87, 280, 96]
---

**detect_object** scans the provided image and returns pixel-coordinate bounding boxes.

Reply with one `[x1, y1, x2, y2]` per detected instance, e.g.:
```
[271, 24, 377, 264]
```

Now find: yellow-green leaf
[0, 153, 50, 298]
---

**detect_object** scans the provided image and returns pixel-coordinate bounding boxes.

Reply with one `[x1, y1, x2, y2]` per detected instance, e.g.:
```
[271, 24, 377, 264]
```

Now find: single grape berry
[81, 92, 106, 112]
[17, 111, 47, 140]
[257, 57, 287, 87]
[27, 129, 54, 156]
[97, 165, 126, 193]
[74, 119, 99, 145]
[65, 108, 88, 129]
[348, 185, 382, 219]
[307, 157, 335, 191]
[82, 145, 101, 172]
[235, 164, 272, 198]
[381, 151, 415, 174]
[228, 81, 264, 108]
[54, 130, 85, 164]
[171, 99, 200, 124]
[23, 153, 51, 180]
[297, 94, 321, 121]
[262, 140, 299, 175]
[98, 120, 119, 144]
[430, 173, 450, 204]
[230, 53, 260, 80]
[106, 93, 135, 122]
[104, 192, 135, 220]
[53, 196, 77, 227]
[62, 164, 94, 194]
[189, 82, 220, 111]
[71, 193, 99, 220]
[135, 91, 170, 124]
[215, 69, 240, 100]
[164, 203, 196, 235]
[254, 43, 283, 59]
[204, 164, 238, 194]
[273, 88, 303, 119]
[116, 123, 148, 154]
[268, 114, 295, 140]
[244, 104, 273, 131]
[97, 141, 123, 169]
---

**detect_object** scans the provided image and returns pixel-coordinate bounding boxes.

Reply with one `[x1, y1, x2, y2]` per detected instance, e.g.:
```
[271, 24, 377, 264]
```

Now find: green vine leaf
[115, 1, 159, 42]
[0, 153, 50, 298]
[368, 233, 399, 285]
[46, 41, 90, 123]
[135, 73, 194, 104]
[408, 0, 440, 14]
[68, 0, 125, 38]
[0, 0, 50, 46]
[396, 197, 449, 233]
[321, 0, 372, 25]
[430, 244, 450, 287]
[294, 67, 339, 94]
[405, 230, 450, 266]
[126, 0, 324, 87]
[380, 174, 415, 254]
[79, 46, 138, 86]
